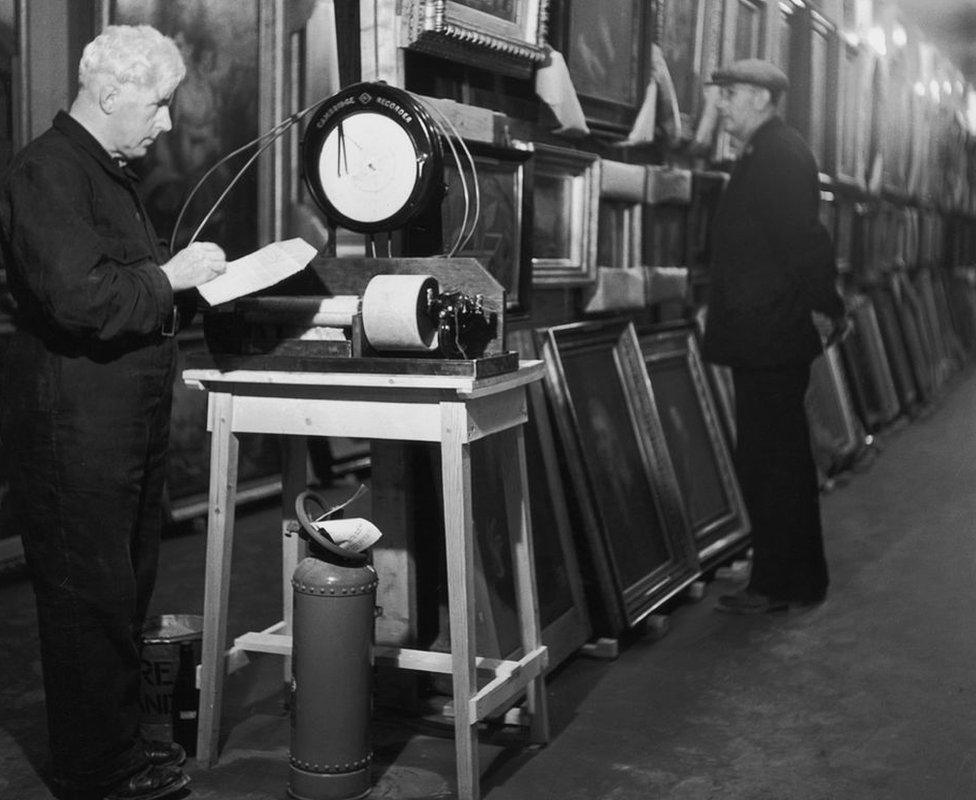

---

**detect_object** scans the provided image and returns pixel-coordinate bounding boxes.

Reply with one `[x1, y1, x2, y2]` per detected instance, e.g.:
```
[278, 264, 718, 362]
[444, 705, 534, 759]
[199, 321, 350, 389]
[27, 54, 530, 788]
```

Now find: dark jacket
[0, 111, 175, 353]
[0, 111, 183, 788]
[702, 115, 844, 368]
[0, 111, 180, 445]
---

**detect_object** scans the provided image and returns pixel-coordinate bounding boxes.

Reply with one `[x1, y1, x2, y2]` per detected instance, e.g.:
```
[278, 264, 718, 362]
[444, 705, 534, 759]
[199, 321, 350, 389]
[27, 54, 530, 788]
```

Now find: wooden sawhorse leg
[197, 392, 239, 767]
[440, 402, 479, 800]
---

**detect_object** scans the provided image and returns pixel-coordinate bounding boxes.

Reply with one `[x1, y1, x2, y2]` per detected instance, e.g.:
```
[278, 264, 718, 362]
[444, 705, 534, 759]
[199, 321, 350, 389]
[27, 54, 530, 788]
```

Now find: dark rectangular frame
[526, 141, 601, 286]
[788, 5, 838, 177]
[834, 37, 864, 188]
[724, 0, 767, 62]
[538, 318, 699, 633]
[442, 141, 534, 316]
[637, 325, 749, 567]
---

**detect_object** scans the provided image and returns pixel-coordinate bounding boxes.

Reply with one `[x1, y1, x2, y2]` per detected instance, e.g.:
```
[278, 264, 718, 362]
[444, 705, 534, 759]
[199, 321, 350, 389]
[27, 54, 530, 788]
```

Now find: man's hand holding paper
[198, 237, 317, 306]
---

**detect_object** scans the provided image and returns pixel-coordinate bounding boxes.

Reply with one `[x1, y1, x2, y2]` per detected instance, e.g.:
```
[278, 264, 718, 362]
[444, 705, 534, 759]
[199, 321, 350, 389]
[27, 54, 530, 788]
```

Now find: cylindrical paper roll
[361, 274, 439, 352]
[237, 295, 359, 327]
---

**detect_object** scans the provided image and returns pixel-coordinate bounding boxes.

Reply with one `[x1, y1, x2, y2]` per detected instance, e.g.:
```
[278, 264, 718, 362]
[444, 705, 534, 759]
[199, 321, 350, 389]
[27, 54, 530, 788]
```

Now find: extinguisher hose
[294, 490, 370, 565]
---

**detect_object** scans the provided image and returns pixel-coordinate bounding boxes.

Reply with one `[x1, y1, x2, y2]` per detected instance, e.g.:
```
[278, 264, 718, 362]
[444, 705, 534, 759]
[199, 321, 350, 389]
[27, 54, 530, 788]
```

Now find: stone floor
[3, 367, 976, 799]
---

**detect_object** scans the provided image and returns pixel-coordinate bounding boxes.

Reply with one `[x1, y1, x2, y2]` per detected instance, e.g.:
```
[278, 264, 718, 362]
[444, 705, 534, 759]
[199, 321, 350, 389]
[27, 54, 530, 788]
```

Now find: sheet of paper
[311, 518, 383, 553]
[198, 237, 318, 306]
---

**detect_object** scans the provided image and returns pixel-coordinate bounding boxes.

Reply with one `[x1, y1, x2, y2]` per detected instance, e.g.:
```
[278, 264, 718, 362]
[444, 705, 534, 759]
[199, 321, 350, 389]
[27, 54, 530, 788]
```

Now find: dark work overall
[0, 111, 181, 794]
[703, 116, 844, 604]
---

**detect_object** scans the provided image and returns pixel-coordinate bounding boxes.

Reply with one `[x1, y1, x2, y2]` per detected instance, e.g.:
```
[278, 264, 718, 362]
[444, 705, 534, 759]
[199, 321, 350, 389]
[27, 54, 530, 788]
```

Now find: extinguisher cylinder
[288, 555, 378, 800]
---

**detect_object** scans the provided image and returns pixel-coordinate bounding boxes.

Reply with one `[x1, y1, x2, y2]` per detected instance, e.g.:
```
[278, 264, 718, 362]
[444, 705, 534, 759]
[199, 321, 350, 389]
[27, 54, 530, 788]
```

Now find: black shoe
[144, 741, 186, 768]
[716, 589, 788, 615]
[103, 764, 190, 800]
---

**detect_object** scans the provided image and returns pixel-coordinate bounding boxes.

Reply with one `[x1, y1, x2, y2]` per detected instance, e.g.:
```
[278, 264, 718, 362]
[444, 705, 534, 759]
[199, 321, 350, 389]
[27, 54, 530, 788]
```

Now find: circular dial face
[316, 112, 420, 225]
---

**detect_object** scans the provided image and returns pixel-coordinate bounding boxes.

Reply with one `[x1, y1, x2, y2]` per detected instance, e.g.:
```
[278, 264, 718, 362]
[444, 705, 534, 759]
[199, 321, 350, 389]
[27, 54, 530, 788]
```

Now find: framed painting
[787, 6, 836, 175]
[538, 318, 699, 634]
[402, 0, 550, 77]
[597, 160, 645, 269]
[835, 39, 864, 188]
[473, 328, 591, 668]
[656, 0, 722, 131]
[869, 284, 918, 413]
[687, 171, 726, 272]
[110, 0, 261, 259]
[442, 141, 533, 315]
[833, 193, 855, 275]
[526, 142, 600, 286]
[643, 202, 689, 269]
[808, 11, 835, 175]
[555, 0, 654, 134]
[724, 0, 766, 62]
[638, 325, 749, 568]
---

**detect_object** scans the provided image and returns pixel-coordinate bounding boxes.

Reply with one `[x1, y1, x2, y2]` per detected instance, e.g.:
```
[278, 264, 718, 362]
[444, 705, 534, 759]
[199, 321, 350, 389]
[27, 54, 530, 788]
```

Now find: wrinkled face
[716, 83, 766, 142]
[110, 81, 174, 161]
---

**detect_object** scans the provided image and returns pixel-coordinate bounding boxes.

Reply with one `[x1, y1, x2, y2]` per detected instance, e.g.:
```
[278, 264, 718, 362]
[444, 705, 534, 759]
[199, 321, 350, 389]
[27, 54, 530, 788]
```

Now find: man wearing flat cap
[701, 58, 847, 614]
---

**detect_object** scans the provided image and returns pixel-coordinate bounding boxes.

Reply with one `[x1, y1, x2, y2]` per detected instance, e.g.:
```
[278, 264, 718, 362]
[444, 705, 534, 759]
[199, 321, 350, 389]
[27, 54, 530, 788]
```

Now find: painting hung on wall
[638, 325, 749, 567]
[836, 41, 863, 186]
[111, 0, 260, 260]
[538, 318, 699, 634]
[727, 0, 766, 61]
[442, 142, 533, 315]
[657, 0, 701, 128]
[558, 0, 652, 133]
[527, 142, 600, 286]
[402, 0, 549, 77]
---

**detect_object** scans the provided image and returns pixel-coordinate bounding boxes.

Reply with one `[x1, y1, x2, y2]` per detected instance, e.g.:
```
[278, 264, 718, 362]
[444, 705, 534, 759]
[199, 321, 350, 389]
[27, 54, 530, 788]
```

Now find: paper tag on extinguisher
[311, 517, 382, 553]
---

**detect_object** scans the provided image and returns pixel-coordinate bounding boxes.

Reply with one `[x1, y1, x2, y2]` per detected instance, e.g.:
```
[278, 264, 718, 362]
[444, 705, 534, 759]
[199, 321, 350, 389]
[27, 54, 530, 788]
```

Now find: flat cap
[708, 58, 790, 93]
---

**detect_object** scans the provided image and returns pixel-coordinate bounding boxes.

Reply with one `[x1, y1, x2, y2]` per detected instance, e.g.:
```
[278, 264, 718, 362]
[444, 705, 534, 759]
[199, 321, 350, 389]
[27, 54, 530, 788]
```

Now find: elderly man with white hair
[0, 24, 226, 800]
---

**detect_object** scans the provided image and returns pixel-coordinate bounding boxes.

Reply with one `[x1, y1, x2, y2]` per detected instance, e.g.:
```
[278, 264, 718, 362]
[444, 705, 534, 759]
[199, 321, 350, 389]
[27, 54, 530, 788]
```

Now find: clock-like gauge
[302, 82, 444, 234]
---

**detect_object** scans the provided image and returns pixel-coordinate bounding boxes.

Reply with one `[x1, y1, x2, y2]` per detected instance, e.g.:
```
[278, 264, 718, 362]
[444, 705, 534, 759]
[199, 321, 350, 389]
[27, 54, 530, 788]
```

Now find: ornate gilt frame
[402, 0, 549, 78]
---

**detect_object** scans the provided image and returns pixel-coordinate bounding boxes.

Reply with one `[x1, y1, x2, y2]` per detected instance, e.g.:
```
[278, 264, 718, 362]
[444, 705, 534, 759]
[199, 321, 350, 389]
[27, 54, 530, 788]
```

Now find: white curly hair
[78, 25, 186, 96]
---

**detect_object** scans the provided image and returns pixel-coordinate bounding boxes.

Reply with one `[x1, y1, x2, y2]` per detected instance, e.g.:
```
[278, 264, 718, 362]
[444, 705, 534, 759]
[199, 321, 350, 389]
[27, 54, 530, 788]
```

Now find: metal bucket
[140, 614, 203, 754]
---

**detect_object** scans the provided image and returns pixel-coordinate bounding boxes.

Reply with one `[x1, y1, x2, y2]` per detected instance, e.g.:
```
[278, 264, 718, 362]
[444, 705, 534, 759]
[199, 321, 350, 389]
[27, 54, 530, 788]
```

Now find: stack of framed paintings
[805, 343, 866, 476]
[839, 293, 900, 431]
[929, 268, 966, 366]
[537, 319, 700, 635]
[913, 269, 954, 388]
[868, 283, 918, 414]
[636, 324, 750, 570]
[891, 273, 936, 404]
[948, 268, 976, 354]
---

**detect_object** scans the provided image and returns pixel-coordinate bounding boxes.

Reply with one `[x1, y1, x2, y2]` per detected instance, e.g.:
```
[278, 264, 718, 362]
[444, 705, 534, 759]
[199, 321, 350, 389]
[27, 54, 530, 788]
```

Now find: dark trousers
[2, 334, 176, 794]
[732, 363, 828, 602]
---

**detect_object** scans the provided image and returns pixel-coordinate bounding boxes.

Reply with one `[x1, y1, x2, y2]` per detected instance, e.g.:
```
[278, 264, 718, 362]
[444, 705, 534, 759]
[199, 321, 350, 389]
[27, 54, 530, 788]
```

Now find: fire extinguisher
[287, 489, 378, 800]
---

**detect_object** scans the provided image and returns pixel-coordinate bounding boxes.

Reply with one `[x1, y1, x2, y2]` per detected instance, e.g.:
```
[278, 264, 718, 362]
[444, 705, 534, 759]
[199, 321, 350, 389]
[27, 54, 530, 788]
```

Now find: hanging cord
[169, 98, 324, 253]
[410, 93, 480, 256]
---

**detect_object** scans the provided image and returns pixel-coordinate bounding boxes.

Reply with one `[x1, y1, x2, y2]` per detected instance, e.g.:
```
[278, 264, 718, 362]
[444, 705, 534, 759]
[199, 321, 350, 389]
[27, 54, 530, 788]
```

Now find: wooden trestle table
[182, 361, 550, 800]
